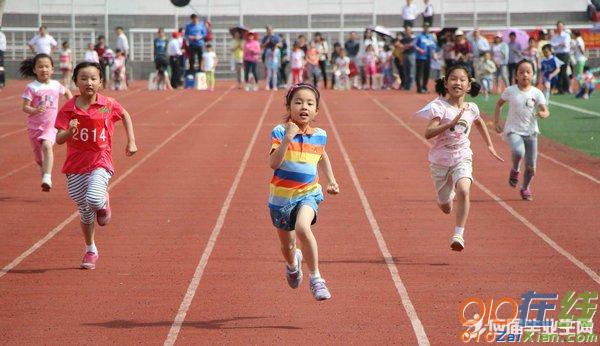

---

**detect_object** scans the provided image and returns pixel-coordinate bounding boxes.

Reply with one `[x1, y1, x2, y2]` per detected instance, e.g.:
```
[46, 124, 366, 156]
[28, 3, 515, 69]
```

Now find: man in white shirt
[28, 26, 57, 55]
[550, 21, 572, 94]
[0, 27, 5, 87]
[167, 32, 183, 88]
[402, 0, 418, 28]
[115, 26, 129, 57]
[422, 0, 434, 26]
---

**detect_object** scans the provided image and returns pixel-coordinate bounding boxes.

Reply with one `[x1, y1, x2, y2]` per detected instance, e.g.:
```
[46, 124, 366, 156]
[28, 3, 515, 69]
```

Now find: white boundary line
[549, 100, 600, 117]
[163, 93, 274, 346]
[538, 152, 600, 184]
[321, 100, 430, 346]
[368, 95, 600, 286]
[0, 161, 35, 180]
[0, 86, 235, 279]
[0, 127, 25, 139]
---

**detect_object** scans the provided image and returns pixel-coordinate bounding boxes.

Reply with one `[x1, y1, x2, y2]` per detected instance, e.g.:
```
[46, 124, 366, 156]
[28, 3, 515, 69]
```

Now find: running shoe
[309, 277, 331, 301]
[81, 252, 98, 270]
[509, 169, 519, 188]
[451, 234, 465, 251]
[286, 249, 303, 289]
[41, 174, 52, 192]
[520, 188, 533, 201]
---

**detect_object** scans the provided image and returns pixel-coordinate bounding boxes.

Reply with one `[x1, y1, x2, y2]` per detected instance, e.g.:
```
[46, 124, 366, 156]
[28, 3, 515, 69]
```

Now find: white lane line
[549, 100, 600, 117]
[0, 162, 35, 180]
[163, 93, 274, 346]
[321, 100, 430, 346]
[369, 95, 600, 286]
[0, 86, 235, 279]
[0, 128, 26, 139]
[537, 152, 599, 184]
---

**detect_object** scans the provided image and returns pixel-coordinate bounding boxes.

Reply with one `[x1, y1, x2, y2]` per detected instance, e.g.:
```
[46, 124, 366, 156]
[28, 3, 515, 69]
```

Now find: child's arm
[269, 122, 298, 170]
[549, 67, 560, 80]
[537, 103, 550, 119]
[64, 89, 73, 100]
[493, 98, 506, 133]
[22, 99, 45, 115]
[121, 109, 137, 156]
[318, 150, 339, 194]
[424, 107, 465, 139]
[56, 119, 79, 145]
[474, 117, 504, 162]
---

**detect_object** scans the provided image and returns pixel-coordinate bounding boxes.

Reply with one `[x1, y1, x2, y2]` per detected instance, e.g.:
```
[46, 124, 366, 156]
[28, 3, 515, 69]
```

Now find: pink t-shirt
[22, 80, 66, 132]
[55, 94, 124, 174]
[415, 98, 480, 166]
[243, 40, 260, 62]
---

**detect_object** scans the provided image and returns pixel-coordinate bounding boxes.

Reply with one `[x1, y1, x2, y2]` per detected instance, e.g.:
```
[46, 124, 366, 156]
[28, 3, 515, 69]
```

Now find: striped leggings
[67, 168, 112, 224]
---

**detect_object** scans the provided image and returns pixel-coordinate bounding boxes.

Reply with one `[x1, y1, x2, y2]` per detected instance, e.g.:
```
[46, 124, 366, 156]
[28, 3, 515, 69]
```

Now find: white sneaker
[244, 85, 250, 91]
[451, 234, 464, 251]
[41, 174, 52, 192]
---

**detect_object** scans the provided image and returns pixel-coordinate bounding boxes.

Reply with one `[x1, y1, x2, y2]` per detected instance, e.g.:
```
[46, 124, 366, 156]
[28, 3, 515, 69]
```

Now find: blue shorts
[269, 195, 322, 231]
[543, 74, 558, 88]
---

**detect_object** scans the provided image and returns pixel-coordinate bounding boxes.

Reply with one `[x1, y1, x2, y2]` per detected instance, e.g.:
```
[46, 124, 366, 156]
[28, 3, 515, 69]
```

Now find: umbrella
[502, 28, 530, 50]
[229, 25, 250, 38]
[367, 25, 393, 39]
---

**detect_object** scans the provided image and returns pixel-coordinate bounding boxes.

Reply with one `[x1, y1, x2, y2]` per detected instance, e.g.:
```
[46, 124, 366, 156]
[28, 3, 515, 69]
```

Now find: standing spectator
[167, 32, 183, 88]
[154, 28, 168, 77]
[344, 32, 360, 87]
[111, 49, 127, 90]
[476, 51, 497, 101]
[572, 30, 586, 79]
[295, 34, 308, 54]
[83, 43, 100, 63]
[330, 42, 342, 89]
[264, 43, 281, 91]
[184, 14, 208, 74]
[380, 44, 394, 89]
[401, 26, 416, 90]
[359, 29, 379, 89]
[422, 0, 434, 27]
[415, 23, 436, 93]
[95, 35, 108, 77]
[334, 48, 351, 90]
[231, 31, 245, 89]
[243, 32, 260, 91]
[392, 38, 405, 87]
[550, 21, 571, 94]
[178, 27, 188, 74]
[491, 32, 509, 93]
[306, 42, 322, 88]
[59, 41, 73, 88]
[261, 26, 280, 64]
[314, 32, 330, 88]
[201, 44, 218, 91]
[507, 32, 523, 85]
[0, 26, 6, 87]
[469, 28, 490, 79]
[442, 31, 455, 71]
[362, 44, 378, 90]
[522, 37, 540, 81]
[28, 26, 58, 55]
[402, 0, 419, 28]
[537, 30, 549, 53]
[278, 33, 289, 88]
[290, 42, 305, 84]
[452, 30, 473, 74]
[115, 27, 129, 57]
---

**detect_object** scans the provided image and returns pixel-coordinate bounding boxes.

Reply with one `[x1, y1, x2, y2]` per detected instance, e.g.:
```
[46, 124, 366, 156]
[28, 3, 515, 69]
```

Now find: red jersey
[55, 94, 124, 174]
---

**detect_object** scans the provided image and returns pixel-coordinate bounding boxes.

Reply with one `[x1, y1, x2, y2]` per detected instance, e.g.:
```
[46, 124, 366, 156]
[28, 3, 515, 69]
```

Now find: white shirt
[167, 38, 182, 56]
[423, 4, 434, 17]
[28, 34, 57, 55]
[335, 56, 350, 74]
[550, 31, 571, 54]
[574, 37, 586, 61]
[501, 85, 547, 136]
[402, 4, 418, 20]
[202, 51, 217, 71]
[291, 50, 305, 69]
[116, 33, 129, 54]
[0, 31, 6, 51]
[83, 50, 99, 63]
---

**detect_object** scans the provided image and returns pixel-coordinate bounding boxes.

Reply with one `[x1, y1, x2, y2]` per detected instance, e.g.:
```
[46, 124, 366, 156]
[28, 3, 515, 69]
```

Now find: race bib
[68, 117, 109, 151]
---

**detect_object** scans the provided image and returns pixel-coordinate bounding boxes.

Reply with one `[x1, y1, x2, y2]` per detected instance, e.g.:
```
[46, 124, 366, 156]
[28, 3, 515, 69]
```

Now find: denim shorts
[269, 195, 322, 231]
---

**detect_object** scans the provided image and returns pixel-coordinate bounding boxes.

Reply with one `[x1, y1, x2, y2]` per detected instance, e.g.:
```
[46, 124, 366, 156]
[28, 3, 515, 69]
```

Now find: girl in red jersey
[55, 61, 137, 270]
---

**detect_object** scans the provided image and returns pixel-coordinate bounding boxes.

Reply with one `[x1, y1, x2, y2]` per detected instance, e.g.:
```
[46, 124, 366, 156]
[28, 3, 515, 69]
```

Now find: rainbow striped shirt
[269, 124, 327, 210]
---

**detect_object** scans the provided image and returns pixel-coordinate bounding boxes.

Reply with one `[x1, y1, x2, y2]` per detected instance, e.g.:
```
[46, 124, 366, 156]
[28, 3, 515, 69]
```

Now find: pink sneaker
[520, 188, 533, 201]
[81, 252, 98, 269]
[96, 193, 111, 226]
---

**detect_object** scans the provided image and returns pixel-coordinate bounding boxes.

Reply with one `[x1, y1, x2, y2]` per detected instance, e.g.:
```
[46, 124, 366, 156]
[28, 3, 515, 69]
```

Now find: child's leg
[277, 228, 297, 267]
[544, 81, 551, 101]
[81, 221, 96, 247]
[506, 132, 525, 173]
[522, 134, 538, 190]
[293, 205, 320, 278]
[41, 140, 53, 175]
[454, 177, 472, 229]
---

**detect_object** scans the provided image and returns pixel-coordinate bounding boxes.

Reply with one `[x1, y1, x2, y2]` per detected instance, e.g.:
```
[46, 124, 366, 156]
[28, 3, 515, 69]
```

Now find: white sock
[454, 227, 465, 237]
[310, 270, 321, 280]
[86, 244, 97, 254]
[42, 173, 51, 179]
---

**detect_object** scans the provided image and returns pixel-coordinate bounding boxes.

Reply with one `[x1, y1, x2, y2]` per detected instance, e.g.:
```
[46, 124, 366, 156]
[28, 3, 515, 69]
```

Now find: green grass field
[470, 93, 600, 157]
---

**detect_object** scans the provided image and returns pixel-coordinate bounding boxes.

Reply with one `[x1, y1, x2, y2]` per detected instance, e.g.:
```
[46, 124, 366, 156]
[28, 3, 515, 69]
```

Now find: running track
[1, 81, 599, 345]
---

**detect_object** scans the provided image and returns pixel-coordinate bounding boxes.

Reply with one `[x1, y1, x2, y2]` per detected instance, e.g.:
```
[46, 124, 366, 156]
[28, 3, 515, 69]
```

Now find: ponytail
[435, 77, 447, 96]
[469, 78, 481, 97]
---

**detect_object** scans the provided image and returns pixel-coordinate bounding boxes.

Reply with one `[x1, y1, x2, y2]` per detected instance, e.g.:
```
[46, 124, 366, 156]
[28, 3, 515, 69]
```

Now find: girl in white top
[290, 43, 305, 84]
[334, 48, 351, 90]
[83, 43, 99, 63]
[494, 60, 549, 201]
[572, 30, 586, 78]
[416, 64, 503, 251]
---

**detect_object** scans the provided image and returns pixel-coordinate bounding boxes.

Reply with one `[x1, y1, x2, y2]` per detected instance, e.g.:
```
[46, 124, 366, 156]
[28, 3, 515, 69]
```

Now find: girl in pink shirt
[362, 44, 378, 90]
[20, 53, 73, 191]
[243, 32, 261, 91]
[415, 64, 503, 251]
[55, 61, 137, 270]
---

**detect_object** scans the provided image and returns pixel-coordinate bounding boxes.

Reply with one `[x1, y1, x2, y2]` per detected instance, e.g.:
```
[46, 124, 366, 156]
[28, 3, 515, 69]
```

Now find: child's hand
[68, 119, 79, 133]
[326, 181, 340, 194]
[494, 121, 503, 133]
[450, 106, 467, 126]
[488, 146, 504, 162]
[126, 141, 137, 156]
[283, 121, 300, 139]
[36, 104, 47, 113]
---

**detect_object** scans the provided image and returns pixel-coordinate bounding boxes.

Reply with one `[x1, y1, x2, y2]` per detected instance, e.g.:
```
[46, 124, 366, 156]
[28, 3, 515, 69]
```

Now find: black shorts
[155, 57, 168, 72]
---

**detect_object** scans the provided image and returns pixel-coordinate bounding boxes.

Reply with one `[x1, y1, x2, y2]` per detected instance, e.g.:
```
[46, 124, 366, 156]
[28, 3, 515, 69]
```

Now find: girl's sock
[86, 244, 97, 254]
[310, 270, 321, 280]
[544, 89, 550, 102]
[454, 226, 465, 236]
